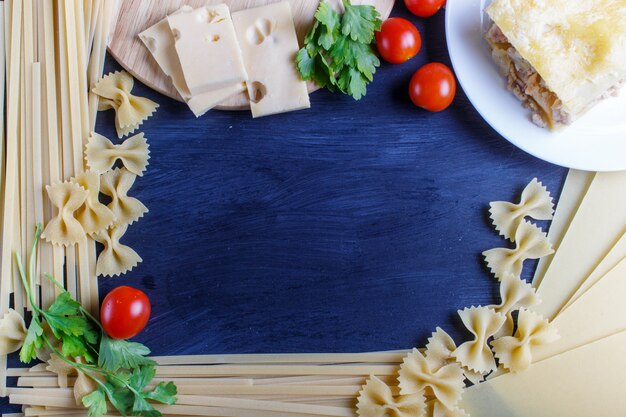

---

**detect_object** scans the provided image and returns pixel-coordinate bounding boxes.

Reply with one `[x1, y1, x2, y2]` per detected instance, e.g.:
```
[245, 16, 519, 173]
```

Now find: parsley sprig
[296, 0, 382, 100]
[17, 224, 177, 417]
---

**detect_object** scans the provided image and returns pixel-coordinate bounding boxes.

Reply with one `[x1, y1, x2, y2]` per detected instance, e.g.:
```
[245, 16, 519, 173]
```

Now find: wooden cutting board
[108, 0, 395, 110]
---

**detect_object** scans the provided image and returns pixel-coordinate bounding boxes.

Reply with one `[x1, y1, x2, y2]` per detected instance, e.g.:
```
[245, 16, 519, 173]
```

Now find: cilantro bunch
[17, 225, 177, 417]
[296, 0, 382, 100]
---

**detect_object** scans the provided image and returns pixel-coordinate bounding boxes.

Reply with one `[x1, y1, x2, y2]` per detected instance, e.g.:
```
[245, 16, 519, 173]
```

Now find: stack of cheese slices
[139, 2, 311, 118]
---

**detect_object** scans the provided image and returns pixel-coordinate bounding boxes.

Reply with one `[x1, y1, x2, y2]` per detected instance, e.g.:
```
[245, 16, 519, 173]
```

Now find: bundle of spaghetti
[63, 0, 93, 312]
[85, 0, 118, 311]
[0, 0, 116, 397]
[0, 0, 24, 397]
[39, 0, 64, 306]
[7, 351, 412, 416]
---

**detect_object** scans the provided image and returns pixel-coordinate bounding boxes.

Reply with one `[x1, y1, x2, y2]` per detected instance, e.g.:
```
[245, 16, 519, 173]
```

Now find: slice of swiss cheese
[139, 6, 194, 99]
[231, 2, 310, 118]
[168, 4, 247, 96]
[139, 6, 245, 117]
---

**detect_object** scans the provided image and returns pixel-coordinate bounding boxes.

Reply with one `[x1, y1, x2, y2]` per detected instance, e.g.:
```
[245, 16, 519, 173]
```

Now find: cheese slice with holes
[187, 83, 246, 117]
[167, 4, 247, 96]
[232, 2, 310, 118]
[139, 6, 194, 99]
[140, 6, 246, 117]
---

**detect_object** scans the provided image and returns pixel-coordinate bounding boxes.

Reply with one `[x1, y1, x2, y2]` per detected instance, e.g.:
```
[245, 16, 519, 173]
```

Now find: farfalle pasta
[85, 132, 150, 176]
[357, 376, 425, 417]
[398, 348, 464, 410]
[425, 328, 487, 384]
[356, 177, 558, 413]
[72, 171, 116, 236]
[73, 358, 98, 406]
[74, 370, 97, 405]
[0, 309, 26, 355]
[452, 306, 506, 374]
[483, 220, 553, 281]
[100, 167, 148, 228]
[426, 400, 470, 417]
[92, 71, 159, 138]
[425, 328, 457, 370]
[461, 366, 487, 385]
[94, 224, 142, 277]
[491, 308, 559, 373]
[41, 181, 89, 246]
[489, 178, 554, 241]
[46, 353, 77, 388]
[489, 273, 539, 337]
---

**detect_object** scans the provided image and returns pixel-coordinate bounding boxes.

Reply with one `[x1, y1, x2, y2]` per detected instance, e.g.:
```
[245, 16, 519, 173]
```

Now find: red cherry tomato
[375, 18, 422, 64]
[100, 286, 151, 340]
[409, 63, 456, 112]
[404, 0, 446, 17]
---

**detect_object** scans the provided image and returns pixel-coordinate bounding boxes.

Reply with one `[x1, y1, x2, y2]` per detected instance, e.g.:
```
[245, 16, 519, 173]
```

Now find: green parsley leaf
[99, 380, 134, 415]
[315, 2, 340, 50]
[43, 291, 99, 349]
[341, 1, 381, 43]
[99, 334, 156, 373]
[130, 366, 156, 391]
[296, 0, 381, 100]
[144, 382, 178, 405]
[356, 49, 380, 82]
[315, 1, 340, 29]
[83, 389, 108, 417]
[111, 388, 135, 415]
[47, 292, 81, 316]
[296, 48, 316, 81]
[107, 370, 132, 389]
[315, 54, 339, 91]
[304, 20, 321, 45]
[16, 225, 178, 417]
[20, 318, 44, 363]
[346, 68, 369, 100]
[45, 314, 90, 338]
[132, 394, 161, 417]
[61, 333, 96, 362]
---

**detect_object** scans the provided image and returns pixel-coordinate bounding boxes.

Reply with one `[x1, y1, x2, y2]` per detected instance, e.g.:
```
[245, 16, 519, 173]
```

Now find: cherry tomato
[409, 63, 456, 112]
[404, 0, 446, 17]
[375, 18, 422, 64]
[100, 286, 151, 340]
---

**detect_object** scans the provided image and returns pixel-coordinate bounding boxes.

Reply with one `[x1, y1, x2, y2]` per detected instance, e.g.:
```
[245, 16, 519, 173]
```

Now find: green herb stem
[43, 273, 104, 332]
[43, 336, 143, 398]
[18, 224, 176, 417]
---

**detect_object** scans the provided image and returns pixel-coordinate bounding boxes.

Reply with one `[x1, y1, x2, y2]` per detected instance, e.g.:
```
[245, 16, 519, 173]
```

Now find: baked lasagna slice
[484, 0, 626, 130]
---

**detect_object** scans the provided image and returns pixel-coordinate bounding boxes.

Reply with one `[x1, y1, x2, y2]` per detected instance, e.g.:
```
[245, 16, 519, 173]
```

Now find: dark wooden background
[3, 4, 567, 412]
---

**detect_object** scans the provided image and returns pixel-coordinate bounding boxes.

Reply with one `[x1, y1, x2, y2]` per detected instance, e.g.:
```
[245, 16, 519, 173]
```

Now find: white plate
[445, 0, 626, 172]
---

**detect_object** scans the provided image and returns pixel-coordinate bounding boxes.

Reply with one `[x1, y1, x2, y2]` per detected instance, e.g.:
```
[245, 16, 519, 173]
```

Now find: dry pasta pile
[0, 0, 120, 397]
[0, 1, 563, 416]
[354, 179, 558, 417]
[7, 352, 407, 417]
[1, 176, 559, 417]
